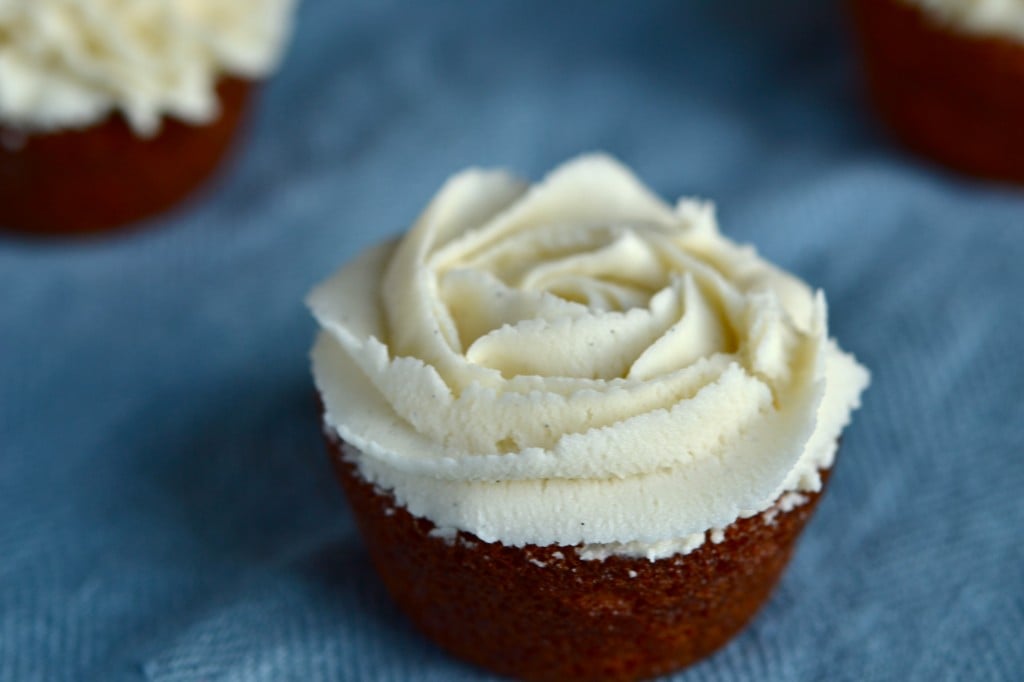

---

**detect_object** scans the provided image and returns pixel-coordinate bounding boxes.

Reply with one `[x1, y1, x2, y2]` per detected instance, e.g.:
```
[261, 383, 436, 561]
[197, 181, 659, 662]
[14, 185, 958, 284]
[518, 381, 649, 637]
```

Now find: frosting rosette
[309, 155, 869, 553]
[0, 0, 296, 135]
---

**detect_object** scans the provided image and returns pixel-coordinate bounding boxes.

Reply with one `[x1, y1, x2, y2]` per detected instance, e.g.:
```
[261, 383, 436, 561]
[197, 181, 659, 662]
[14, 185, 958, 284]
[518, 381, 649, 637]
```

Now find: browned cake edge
[328, 434, 831, 682]
[850, 0, 1024, 185]
[0, 78, 253, 236]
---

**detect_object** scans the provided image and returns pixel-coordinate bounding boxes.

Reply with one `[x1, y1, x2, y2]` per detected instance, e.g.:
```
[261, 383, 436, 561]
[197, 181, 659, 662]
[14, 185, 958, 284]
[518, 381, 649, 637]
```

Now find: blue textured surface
[2, 1, 1023, 680]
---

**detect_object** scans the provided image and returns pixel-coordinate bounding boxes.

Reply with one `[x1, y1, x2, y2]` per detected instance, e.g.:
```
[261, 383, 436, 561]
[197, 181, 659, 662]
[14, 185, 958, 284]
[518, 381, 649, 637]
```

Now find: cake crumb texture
[332, 440, 828, 682]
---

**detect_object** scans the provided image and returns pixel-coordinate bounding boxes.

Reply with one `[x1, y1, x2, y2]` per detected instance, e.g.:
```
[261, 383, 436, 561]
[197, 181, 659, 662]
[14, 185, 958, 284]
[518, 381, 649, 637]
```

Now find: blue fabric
[2, 1, 1022, 680]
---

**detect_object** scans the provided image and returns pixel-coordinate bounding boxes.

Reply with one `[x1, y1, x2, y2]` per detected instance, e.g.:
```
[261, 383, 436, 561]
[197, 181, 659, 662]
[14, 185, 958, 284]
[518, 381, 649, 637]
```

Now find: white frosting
[309, 155, 870, 557]
[577, 489, 811, 562]
[0, 0, 296, 135]
[905, 0, 1024, 41]
[577, 533, 707, 562]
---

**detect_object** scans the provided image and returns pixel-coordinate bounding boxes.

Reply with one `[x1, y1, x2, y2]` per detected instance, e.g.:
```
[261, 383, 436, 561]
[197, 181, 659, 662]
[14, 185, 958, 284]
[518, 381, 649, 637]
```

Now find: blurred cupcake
[308, 155, 870, 681]
[0, 0, 297, 236]
[851, 0, 1024, 185]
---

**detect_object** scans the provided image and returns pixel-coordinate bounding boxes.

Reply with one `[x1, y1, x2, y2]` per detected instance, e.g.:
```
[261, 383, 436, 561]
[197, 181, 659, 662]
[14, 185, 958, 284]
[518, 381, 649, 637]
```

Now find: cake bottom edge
[327, 434, 833, 682]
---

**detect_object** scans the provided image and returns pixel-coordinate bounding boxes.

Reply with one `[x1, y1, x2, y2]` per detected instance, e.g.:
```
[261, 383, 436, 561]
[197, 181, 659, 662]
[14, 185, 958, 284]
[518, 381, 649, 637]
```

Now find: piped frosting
[309, 155, 870, 557]
[0, 0, 296, 135]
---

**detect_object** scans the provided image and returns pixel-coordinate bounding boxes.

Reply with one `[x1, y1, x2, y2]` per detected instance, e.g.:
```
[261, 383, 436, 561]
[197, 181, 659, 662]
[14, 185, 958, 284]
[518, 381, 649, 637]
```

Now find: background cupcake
[309, 155, 870, 681]
[0, 0, 296, 236]
[850, 0, 1024, 184]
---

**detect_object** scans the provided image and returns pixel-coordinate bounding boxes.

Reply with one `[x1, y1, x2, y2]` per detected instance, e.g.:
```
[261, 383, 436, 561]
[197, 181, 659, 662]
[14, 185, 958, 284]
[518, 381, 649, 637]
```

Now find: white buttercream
[0, 0, 296, 134]
[905, 0, 1024, 41]
[577, 534, 707, 562]
[309, 155, 870, 557]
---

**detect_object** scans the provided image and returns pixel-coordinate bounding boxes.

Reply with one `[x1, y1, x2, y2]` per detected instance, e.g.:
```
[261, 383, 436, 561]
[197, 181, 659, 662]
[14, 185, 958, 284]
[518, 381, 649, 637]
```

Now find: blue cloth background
[2, 1, 1022, 680]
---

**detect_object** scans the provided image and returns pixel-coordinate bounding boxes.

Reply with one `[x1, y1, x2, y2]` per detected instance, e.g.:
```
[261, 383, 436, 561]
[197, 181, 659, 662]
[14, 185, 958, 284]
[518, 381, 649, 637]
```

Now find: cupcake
[308, 155, 869, 681]
[0, 0, 296, 236]
[850, 0, 1024, 184]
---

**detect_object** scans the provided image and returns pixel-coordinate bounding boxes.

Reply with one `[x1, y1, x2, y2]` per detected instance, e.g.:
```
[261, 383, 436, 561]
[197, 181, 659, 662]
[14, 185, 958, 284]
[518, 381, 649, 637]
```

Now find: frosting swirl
[906, 0, 1024, 41]
[0, 0, 296, 135]
[310, 155, 869, 552]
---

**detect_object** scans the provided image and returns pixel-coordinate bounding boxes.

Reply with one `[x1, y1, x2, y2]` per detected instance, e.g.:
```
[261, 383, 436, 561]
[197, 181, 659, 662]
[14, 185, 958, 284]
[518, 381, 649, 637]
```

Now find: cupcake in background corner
[308, 155, 870, 681]
[851, 0, 1024, 186]
[0, 0, 297, 236]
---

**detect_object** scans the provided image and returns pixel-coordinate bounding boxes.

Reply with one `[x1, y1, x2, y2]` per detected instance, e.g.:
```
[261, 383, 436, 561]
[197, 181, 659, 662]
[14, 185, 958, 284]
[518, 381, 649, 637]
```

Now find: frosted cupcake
[851, 0, 1024, 185]
[0, 0, 296, 235]
[308, 155, 870, 681]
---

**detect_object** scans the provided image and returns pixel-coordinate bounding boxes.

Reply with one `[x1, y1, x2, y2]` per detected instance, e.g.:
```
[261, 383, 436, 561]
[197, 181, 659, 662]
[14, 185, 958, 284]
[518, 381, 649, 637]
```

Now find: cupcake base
[0, 78, 253, 236]
[850, 0, 1024, 185]
[329, 436, 830, 682]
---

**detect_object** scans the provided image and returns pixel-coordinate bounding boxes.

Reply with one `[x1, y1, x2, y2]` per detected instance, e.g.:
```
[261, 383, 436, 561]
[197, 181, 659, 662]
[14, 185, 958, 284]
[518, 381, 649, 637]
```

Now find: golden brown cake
[332, 443, 832, 682]
[308, 155, 870, 681]
[0, 79, 251, 236]
[851, 0, 1024, 184]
